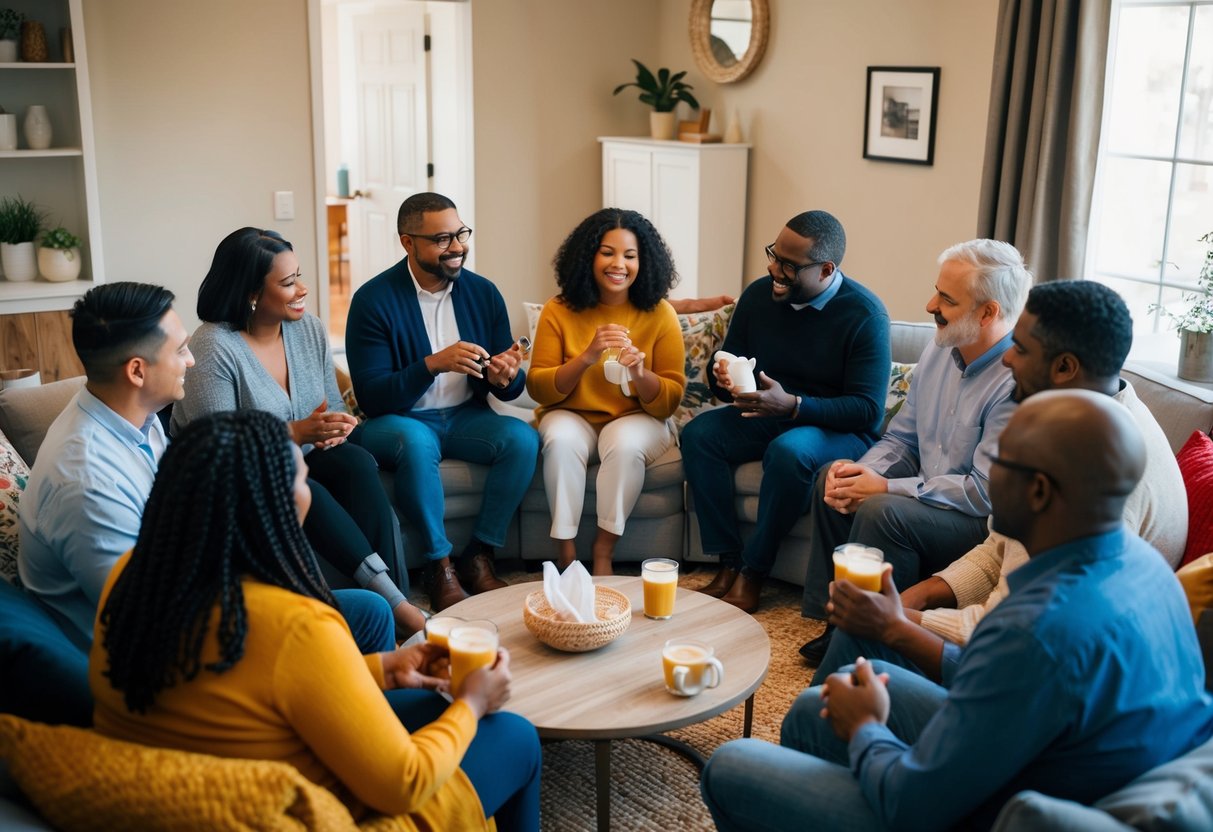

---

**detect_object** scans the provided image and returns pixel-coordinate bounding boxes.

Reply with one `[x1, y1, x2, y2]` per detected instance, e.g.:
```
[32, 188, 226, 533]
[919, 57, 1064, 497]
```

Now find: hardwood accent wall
[0, 311, 85, 382]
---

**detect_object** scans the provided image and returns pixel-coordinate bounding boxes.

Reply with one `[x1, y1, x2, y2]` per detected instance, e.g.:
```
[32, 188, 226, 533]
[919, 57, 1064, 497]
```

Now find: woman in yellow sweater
[89, 410, 540, 830]
[527, 209, 686, 575]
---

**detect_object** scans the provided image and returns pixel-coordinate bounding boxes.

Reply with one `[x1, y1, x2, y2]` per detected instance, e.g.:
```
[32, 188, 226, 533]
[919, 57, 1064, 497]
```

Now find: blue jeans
[385, 692, 541, 832]
[811, 627, 927, 687]
[354, 403, 538, 560]
[681, 406, 870, 574]
[701, 661, 948, 832]
[332, 589, 395, 654]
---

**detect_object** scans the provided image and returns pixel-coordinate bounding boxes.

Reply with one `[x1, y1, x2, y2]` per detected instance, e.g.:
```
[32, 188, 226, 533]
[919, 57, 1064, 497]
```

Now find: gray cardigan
[171, 315, 346, 454]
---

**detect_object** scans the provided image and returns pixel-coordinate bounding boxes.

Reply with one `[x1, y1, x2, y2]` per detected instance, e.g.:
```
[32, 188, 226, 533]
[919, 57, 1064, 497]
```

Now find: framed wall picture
[863, 66, 940, 165]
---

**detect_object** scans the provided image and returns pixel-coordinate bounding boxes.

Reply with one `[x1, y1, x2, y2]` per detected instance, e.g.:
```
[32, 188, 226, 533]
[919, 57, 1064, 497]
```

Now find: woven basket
[523, 586, 631, 652]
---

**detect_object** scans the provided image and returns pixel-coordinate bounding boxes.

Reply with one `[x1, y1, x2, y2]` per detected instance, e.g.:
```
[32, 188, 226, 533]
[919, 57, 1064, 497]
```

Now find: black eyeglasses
[991, 456, 1060, 490]
[764, 244, 827, 281]
[404, 226, 472, 251]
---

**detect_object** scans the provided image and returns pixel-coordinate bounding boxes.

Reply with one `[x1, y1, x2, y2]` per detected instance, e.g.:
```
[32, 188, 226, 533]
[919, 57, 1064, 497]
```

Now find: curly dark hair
[1025, 280, 1133, 378]
[552, 208, 678, 312]
[99, 410, 337, 714]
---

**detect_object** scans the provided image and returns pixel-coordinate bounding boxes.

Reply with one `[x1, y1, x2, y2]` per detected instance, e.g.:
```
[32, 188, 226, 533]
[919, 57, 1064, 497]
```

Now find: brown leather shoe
[721, 570, 763, 614]
[459, 553, 508, 594]
[697, 565, 739, 598]
[426, 563, 469, 612]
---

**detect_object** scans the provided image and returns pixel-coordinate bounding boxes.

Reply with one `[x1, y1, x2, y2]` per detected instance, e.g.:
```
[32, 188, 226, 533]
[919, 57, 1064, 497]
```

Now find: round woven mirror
[690, 0, 770, 84]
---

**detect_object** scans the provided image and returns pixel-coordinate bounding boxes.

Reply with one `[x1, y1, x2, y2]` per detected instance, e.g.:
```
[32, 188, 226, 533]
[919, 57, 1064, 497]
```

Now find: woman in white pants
[526, 209, 686, 575]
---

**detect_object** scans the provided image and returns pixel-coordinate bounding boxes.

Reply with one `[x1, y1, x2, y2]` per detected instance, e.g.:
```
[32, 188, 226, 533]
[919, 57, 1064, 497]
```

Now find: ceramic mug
[662, 639, 724, 696]
[716, 351, 757, 393]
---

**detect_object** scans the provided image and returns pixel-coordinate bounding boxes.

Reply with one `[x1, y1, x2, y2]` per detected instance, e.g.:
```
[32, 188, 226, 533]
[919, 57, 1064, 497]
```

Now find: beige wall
[652, 0, 1000, 321]
[85, 0, 318, 334]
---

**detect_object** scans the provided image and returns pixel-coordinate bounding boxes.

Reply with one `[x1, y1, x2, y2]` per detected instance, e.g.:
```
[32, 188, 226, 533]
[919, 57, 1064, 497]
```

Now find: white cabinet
[0, 0, 103, 313]
[599, 137, 749, 300]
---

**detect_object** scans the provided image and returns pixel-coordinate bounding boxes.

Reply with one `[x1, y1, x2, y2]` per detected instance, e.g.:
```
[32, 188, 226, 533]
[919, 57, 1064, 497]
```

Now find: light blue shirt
[857, 334, 1015, 516]
[849, 529, 1213, 830]
[17, 388, 165, 642]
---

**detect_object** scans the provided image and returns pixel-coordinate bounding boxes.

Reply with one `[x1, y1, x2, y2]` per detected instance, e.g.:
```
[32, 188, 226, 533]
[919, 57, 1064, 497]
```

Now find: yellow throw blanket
[0, 716, 492, 832]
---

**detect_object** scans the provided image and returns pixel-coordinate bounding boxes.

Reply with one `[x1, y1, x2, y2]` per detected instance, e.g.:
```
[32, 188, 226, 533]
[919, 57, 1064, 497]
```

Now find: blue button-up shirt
[850, 529, 1213, 830]
[18, 388, 165, 642]
[857, 334, 1015, 516]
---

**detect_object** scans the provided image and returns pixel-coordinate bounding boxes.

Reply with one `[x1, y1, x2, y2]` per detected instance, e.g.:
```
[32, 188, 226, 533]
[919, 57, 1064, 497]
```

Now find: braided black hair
[552, 208, 678, 312]
[99, 410, 338, 714]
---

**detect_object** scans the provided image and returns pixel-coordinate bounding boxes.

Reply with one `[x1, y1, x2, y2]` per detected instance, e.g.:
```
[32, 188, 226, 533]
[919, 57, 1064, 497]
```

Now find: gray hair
[938, 239, 1031, 322]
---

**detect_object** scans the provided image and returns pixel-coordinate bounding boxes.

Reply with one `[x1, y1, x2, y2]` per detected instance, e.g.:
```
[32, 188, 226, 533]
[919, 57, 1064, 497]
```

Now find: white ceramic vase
[0, 39, 17, 63]
[0, 241, 38, 282]
[37, 246, 82, 282]
[23, 105, 51, 150]
[0, 113, 16, 151]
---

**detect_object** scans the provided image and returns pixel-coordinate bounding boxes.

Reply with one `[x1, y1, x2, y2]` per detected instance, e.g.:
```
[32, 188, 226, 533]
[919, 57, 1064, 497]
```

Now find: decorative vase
[724, 109, 744, 143]
[1178, 329, 1213, 383]
[60, 28, 73, 63]
[650, 111, 677, 141]
[23, 105, 51, 150]
[19, 20, 47, 62]
[0, 113, 16, 151]
[37, 246, 82, 282]
[0, 39, 16, 63]
[0, 242, 38, 282]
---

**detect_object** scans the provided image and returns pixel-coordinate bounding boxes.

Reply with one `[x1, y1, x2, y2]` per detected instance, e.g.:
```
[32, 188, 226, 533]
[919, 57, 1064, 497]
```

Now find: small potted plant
[0, 9, 23, 63]
[38, 225, 82, 282]
[613, 59, 701, 141]
[0, 195, 45, 282]
[1150, 230, 1213, 382]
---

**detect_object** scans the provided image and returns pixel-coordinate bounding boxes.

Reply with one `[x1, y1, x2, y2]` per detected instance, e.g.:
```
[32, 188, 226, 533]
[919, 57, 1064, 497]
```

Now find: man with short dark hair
[681, 210, 891, 613]
[346, 192, 538, 611]
[20, 283, 193, 641]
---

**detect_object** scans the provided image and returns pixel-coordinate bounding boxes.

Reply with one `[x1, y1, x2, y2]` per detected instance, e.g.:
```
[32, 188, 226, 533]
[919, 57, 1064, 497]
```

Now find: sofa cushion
[1122, 364, 1213, 455]
[1177, 431, 1213, 567]
[1091, 733, 1213, 830]
[0, 428, 29, 585]
[992, 789, 1131, 831]
[0, 580, 90, 727]
[0, 377, 85, 466]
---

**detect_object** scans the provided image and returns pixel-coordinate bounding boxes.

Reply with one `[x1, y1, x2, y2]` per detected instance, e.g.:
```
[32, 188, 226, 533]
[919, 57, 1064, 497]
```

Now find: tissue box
[523, 587, 631, 652]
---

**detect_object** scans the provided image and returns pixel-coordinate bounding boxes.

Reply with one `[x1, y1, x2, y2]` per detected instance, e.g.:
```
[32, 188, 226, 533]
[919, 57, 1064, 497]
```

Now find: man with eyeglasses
[345, 192, 538, 611]
[806, 279, 1187, 685]
[701, 389, 1213, 831]
[798, 239, 1029, 664]
[681, 210, 891, 613]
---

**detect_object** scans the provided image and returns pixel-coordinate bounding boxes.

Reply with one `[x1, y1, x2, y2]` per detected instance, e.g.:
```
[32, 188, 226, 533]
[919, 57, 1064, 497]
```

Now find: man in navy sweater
[681, 210, 891, 613]
[345, 192, 538, 611]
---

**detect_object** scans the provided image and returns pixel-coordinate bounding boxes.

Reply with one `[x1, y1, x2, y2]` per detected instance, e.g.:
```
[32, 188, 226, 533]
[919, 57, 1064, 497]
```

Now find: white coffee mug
[716, 351, 757, 393]
[0, 114, 17, 152]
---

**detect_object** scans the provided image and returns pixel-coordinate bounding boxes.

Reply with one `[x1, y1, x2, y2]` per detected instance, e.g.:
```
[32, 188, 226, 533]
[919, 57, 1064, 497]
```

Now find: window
[1088, 1, 1213, 343]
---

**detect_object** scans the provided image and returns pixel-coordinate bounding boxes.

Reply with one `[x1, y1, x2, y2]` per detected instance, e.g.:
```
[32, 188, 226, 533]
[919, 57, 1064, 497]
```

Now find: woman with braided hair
[90, 410, 541, 830]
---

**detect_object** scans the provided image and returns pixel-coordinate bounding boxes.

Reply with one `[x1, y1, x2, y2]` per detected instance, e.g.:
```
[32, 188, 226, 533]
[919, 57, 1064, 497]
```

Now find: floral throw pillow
[883, 362, 916, 434]
[674, 304, 736, 433]
[0, 428, 30, 584]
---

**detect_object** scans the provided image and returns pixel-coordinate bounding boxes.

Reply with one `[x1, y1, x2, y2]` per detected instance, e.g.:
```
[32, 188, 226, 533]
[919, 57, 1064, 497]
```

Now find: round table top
[439, 576, 771, 740]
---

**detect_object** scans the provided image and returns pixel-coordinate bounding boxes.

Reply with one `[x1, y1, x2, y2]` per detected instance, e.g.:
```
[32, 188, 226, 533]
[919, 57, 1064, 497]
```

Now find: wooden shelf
[0, 279, 93, 313]
[0, 148, 84, 158]
[0, 62, 75, 70]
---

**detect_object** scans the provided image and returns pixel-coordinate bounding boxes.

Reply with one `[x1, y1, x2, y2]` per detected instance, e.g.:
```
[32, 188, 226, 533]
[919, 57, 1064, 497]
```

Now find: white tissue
[542, 560, 598, 623]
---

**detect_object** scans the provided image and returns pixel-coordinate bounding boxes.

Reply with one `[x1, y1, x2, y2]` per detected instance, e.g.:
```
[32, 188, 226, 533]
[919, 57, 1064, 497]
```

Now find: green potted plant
[1150, 230, 1213, 382]
[0, 9, 23, 63]
[0, 194, 45, 282]
[613, 59, 701, 140]
[38, 225, 82, 283]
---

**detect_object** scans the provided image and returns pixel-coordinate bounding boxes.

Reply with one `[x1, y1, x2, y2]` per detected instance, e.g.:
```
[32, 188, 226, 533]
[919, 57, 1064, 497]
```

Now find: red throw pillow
[1178, 430, 1213, 567]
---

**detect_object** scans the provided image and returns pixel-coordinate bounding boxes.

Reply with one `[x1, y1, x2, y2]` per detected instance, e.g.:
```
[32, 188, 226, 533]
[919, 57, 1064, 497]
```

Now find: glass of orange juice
[424, 616, 463, 650]
[448, 620, 499, 698]
[642, 558, 679, 619]
[832, 544, 884, 592]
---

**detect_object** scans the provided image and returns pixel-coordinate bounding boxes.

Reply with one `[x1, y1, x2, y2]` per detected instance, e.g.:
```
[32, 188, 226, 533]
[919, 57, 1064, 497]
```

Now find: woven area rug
[494, 564, 826, 832]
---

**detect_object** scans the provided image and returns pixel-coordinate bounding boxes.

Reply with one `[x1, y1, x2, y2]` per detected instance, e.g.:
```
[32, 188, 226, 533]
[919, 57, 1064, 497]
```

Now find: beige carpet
[494, 565, 826, 832]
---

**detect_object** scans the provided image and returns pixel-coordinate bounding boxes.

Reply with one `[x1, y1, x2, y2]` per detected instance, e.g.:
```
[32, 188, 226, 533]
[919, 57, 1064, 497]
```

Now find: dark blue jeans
[332, 589, 395, 654]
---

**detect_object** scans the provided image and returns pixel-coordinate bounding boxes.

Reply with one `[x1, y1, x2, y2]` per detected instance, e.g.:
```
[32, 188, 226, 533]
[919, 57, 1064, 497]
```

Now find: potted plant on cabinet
[1150, 230, 1213, 382]
[613, 59, 701, 141]
[0, 9, 23, 63]
[38, 225, 82, 282]
[0, 195, 45, 282]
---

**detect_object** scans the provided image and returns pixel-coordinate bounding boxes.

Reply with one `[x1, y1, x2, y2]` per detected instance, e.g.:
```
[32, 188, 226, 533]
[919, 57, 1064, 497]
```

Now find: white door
[341, 2, 428, 290]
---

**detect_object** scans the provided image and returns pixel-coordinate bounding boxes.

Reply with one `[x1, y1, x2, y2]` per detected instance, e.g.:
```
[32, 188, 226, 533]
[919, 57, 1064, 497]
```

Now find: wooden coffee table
[441, 576, 770, 831]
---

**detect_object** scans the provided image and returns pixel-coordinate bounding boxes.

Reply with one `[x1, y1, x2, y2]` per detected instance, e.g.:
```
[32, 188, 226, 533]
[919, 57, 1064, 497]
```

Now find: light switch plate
[274, 190, 295, 221]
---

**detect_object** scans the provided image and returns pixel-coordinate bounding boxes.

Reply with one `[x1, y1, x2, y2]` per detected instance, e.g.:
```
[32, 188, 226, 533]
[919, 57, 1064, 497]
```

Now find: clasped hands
[580, 324, 646, 379]
[712, 359, 796, 419]
[379, 640, 513, 719]
[824, 460, 889, 514]
[291, 402, 356, 450]
[427, 340, 526, 389]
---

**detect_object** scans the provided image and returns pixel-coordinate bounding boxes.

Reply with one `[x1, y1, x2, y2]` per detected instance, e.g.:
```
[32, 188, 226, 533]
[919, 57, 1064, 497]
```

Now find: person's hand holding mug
[458, 648, 513, 719]
[379, 641, 450, 693]
[580, 324, 631, 367]
[712, 356, 734, 392]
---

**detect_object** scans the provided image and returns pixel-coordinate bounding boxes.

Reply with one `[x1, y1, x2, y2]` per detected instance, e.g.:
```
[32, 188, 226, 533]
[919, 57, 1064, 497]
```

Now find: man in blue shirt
[799, 239, 1029, 662]
[681, 210, 891, 613]
[346, 192, 538, 611]
[701, 390, 1213, 831]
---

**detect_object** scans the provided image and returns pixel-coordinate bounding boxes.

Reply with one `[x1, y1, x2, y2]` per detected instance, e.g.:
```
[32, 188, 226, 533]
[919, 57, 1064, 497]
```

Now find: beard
[934, 310, 983, 348]
[414, 249, 465, 283]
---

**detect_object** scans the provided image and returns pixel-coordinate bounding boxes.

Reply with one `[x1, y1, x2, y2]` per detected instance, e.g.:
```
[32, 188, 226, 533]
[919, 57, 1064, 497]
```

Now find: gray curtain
[977, 0, 1112, 281]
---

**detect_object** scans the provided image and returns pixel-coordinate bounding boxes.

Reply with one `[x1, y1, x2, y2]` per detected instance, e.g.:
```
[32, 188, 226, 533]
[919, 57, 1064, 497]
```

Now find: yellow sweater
[89, 554, 487, 830]
[527, 297, 686, 425]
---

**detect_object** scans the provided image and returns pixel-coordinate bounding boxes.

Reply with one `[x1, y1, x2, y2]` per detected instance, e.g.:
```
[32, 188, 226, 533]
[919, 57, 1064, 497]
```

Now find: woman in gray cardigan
[172, 228, 425, 637]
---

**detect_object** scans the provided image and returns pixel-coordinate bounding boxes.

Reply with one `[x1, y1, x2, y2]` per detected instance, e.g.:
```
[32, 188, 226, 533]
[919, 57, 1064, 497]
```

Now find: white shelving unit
[599, 136, 750, 300]
[0, 0, 103, 314]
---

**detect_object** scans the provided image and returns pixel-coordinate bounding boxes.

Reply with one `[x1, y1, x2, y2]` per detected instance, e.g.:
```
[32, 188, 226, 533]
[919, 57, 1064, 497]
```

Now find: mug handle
[704, 657, 724, 690]
[673, 665, 699, 695]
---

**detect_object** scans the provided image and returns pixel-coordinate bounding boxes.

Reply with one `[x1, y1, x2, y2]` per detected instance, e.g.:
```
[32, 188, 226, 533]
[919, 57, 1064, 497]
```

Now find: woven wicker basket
[523, 586, 631, 652]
